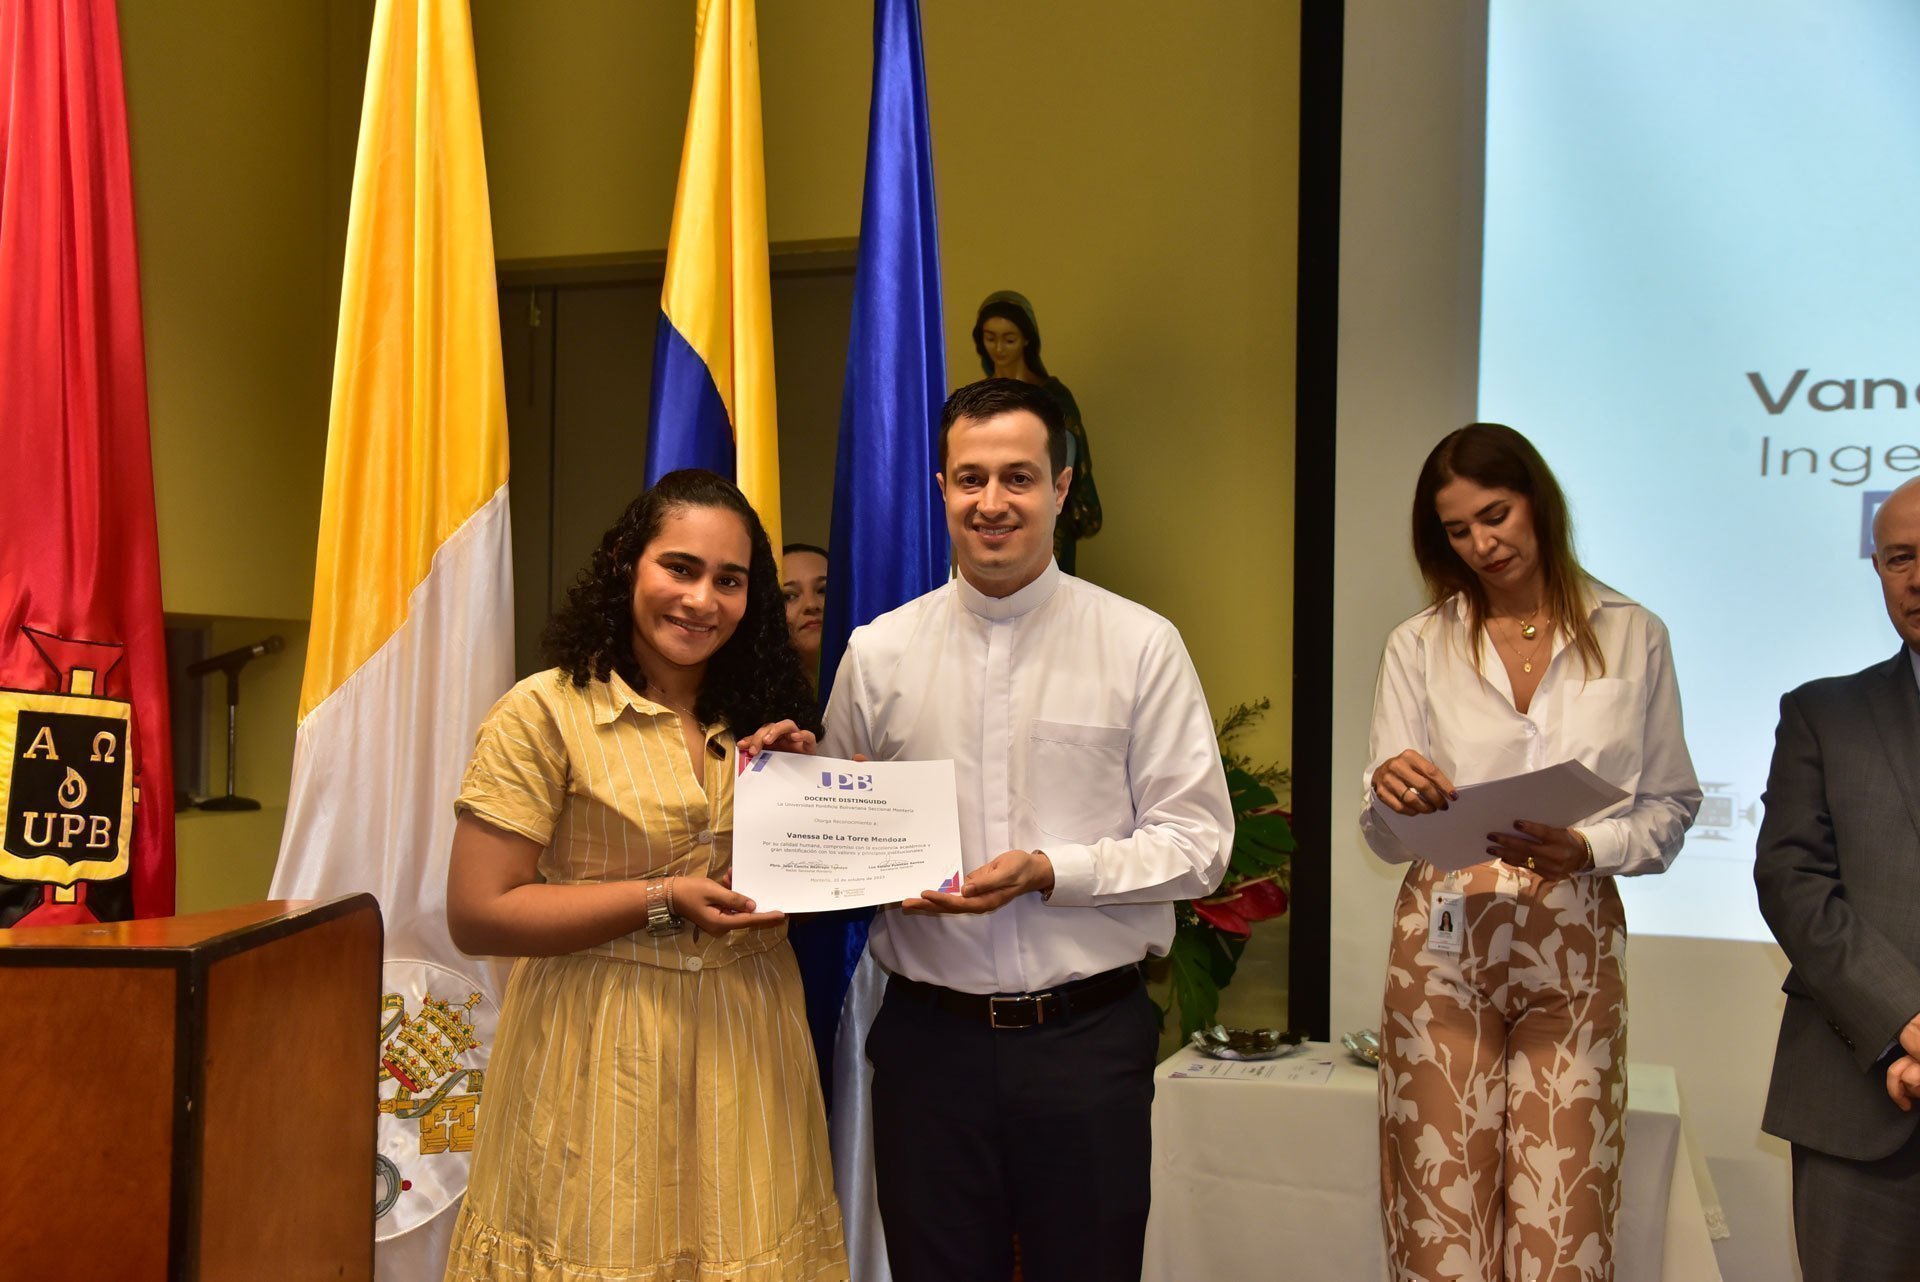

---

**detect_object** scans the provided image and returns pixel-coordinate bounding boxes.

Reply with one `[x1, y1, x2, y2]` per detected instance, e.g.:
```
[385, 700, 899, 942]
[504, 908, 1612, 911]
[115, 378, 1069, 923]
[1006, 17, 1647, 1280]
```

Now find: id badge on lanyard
[1428, 875, 1465, 956]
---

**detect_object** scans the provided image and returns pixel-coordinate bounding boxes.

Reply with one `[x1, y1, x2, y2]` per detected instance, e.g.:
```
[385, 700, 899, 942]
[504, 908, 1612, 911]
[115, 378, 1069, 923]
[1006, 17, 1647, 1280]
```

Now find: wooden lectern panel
[0, 896, 381, 1281]
[199, 905, 381, 1278]
[1, 964, 178, 1278]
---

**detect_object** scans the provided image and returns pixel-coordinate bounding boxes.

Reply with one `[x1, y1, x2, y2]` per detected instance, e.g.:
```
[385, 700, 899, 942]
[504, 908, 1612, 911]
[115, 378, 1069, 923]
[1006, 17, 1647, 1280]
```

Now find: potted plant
[1158, 698, 1295, 1042]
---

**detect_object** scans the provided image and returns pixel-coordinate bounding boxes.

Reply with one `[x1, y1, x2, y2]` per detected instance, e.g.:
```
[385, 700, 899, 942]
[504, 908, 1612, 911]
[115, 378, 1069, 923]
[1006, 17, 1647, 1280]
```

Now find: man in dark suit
[1757, 477, 1920, 1281]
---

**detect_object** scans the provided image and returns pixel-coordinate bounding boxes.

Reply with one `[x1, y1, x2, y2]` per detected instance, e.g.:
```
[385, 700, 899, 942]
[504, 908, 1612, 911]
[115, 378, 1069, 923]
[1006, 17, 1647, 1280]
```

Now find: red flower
[1192, 896, 1253, 936]
[1235, 875, 1289, 921]
[1192, 875, 1288, 938]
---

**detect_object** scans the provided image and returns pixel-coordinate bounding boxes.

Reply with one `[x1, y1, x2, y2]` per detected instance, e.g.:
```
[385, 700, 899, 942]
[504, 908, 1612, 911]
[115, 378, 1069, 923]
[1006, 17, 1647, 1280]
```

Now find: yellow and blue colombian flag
[645, 0, 780, 549]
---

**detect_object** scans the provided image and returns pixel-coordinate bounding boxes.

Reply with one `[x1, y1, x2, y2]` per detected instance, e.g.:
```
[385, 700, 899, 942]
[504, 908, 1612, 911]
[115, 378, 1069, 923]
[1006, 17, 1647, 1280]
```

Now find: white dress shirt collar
[954, 558, 1062, 621]
[1361, 581, 1700, 877]
[823, 565, 1234, 992]
[1907, 645, 1920, 693]
[1433, 578, 1625, 630]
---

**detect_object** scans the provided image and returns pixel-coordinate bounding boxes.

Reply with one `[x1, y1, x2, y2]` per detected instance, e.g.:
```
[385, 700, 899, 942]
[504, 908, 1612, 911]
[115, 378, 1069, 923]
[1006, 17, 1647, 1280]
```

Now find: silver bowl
[1188, 1024, 1307, 1061]
[1340, 1028, 1382, 1067]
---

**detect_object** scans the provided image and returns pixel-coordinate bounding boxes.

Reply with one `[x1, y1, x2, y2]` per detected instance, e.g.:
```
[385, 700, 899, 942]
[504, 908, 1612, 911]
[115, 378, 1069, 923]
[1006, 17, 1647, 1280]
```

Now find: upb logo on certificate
[733, 750, 963, 912]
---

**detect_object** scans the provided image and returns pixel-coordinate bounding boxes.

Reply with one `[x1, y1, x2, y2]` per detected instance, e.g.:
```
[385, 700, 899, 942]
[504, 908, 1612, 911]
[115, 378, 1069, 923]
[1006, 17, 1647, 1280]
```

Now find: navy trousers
[866, 973, 1159, 1282]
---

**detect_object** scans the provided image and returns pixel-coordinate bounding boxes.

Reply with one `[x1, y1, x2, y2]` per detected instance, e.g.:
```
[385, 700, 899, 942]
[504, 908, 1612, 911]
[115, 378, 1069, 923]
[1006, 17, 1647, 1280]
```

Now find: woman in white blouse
[1361, 423, 1700, 1282]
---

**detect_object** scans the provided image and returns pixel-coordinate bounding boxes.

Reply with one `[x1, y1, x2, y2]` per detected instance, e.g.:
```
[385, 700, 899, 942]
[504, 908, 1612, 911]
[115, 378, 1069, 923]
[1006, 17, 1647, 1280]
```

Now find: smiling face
[1873, 481, 1920, 650]
[780, 548, 828, 661]
[979, 316, 1030, 379]
[937, 409, 1070, 597]
[1433, 477, 1544, 606]
[628, 505, 753, 682]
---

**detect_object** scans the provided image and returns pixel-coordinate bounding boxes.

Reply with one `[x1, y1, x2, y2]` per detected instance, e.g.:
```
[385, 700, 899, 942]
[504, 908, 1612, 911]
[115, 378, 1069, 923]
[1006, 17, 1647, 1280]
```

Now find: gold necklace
[1504, 599, 1545, 640]
[1493, 618, 1550, 674]
[644, 683, 700, 723]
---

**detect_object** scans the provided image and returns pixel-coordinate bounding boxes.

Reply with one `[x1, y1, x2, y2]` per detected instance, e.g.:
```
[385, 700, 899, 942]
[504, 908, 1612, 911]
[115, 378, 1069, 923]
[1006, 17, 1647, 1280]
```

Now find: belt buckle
[988, 994, 1045, 1029]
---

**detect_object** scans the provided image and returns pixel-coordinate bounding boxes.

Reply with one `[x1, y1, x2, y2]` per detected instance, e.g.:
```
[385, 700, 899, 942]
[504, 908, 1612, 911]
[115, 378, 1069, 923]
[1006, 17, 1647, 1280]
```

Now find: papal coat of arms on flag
[374, 960, 499, 1239]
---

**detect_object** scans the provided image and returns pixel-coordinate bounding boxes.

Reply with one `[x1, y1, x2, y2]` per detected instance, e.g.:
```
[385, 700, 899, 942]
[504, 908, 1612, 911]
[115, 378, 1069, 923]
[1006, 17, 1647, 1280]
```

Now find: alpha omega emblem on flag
[0, 690, 134, 890]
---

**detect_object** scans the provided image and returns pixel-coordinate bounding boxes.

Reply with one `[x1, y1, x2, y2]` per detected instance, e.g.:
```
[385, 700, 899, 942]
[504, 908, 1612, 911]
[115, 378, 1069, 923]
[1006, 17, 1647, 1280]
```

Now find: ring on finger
[1403, 784, 1418, 801]
[1525, 855, 1537, 871]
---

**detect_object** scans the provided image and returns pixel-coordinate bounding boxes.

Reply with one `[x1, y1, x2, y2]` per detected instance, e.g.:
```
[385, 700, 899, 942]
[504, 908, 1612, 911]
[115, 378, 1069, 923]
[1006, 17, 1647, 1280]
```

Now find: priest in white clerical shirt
[819, 377, 1232, 1282]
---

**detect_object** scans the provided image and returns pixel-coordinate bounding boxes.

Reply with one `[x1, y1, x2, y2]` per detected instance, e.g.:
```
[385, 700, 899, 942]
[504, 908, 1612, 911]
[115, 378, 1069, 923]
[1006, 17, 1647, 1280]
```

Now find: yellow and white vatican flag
[268, 1, 510, 1276]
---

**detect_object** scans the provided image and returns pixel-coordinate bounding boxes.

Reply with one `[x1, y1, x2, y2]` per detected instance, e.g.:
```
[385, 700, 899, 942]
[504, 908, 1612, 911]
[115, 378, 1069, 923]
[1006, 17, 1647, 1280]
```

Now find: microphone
[187, 635, 284, 677]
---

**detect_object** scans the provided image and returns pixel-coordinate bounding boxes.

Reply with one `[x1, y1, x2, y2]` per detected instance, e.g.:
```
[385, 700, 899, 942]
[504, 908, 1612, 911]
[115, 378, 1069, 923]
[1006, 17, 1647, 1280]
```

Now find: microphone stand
[187, 635, 283, 811]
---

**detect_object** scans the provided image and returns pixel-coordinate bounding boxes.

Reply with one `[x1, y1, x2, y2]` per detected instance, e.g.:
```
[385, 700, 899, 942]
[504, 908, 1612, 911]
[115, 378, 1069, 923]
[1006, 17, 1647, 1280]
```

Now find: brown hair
[1411, 423, 1604, 677]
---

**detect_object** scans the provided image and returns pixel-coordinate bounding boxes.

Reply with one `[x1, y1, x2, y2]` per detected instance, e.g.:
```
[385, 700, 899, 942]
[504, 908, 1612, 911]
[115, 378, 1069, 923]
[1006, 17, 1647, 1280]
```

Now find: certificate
[1165, 1049, 1338, 1085]
[1370, 759, 1629, 872]
[732, 750, 964, 912]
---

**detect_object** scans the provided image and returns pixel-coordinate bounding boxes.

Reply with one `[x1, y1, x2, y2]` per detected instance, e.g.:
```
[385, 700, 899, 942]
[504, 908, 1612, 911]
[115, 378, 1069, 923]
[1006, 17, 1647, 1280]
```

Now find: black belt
[889, 964, 1142, 1030]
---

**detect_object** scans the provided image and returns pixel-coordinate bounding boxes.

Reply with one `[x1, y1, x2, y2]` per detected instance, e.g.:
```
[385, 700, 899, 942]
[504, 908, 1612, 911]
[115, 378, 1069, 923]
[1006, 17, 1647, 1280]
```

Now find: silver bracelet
[644, 877, 683, 935]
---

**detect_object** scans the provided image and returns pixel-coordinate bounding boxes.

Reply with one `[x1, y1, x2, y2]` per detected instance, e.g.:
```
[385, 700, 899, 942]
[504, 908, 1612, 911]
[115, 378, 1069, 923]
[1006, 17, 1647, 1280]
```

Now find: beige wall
[931, 5, 1298, 761]
[122, 0, 332, 623]
[121, 0, 337, 905]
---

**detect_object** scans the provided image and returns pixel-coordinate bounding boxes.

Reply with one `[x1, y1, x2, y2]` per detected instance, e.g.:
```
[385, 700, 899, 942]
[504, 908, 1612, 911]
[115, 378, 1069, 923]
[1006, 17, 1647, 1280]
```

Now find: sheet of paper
[1165, 1049, 1337, 1084]
[732, 750, 963, 912]
[1370, 758, 1630, 872]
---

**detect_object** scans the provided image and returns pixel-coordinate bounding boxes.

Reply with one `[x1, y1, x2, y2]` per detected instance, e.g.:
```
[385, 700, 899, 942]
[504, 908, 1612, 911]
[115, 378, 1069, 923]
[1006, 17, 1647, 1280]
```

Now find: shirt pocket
[1027, 719, 1133, 843]
[1566, 677, 1644, 789]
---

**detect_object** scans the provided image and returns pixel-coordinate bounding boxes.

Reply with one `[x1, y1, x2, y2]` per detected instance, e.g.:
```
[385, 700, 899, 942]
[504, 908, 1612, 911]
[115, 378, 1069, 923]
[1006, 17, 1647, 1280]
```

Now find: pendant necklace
[1496, 620, 1548, 674]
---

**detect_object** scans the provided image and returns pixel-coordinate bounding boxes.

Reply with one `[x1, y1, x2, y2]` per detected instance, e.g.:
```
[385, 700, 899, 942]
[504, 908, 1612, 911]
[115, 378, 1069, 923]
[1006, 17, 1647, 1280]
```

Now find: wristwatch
[645, 878, 684, 936]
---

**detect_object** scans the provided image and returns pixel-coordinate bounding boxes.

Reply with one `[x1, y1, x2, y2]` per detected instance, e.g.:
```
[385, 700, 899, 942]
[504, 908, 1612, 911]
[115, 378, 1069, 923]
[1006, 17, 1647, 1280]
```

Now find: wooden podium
[0, 896, 383, 1281]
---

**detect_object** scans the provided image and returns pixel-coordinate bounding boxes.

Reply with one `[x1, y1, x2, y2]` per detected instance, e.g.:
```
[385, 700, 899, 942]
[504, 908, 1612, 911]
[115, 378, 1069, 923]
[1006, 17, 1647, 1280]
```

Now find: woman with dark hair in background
[442, 469, 847, 1282]
[781, 542, 828, 690]
[1360, 424, 1700, 1282]
[972, 290, 1101, 573]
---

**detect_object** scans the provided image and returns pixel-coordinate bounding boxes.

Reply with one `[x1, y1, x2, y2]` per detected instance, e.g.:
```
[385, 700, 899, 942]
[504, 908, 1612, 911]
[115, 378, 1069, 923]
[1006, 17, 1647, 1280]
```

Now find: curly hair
[541, 469, 821, 735]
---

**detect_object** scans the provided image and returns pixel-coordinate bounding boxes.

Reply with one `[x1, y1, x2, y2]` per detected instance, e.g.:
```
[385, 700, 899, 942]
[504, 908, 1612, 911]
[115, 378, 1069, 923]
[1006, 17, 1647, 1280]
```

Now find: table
[1142, 1045, 1724, 1281]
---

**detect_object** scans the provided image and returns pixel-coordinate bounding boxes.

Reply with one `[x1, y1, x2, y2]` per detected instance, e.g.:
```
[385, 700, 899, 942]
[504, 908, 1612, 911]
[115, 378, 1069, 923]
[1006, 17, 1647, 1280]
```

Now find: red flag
[0, 0, 174, 925]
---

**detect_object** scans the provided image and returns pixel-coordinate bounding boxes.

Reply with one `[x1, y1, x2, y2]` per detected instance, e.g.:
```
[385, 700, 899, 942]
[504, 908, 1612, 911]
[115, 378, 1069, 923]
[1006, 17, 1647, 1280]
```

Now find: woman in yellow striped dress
[443, 469, 848, 1282]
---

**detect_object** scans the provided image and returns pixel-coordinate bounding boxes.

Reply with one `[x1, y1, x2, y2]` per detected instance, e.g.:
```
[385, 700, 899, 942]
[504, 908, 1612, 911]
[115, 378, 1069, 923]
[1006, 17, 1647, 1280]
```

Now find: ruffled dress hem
[444, 1198, 849, 1282]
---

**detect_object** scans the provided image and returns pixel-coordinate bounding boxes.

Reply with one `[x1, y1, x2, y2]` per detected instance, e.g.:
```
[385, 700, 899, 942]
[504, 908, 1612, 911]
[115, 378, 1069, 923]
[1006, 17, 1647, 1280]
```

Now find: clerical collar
[955, 559, 1062, 621]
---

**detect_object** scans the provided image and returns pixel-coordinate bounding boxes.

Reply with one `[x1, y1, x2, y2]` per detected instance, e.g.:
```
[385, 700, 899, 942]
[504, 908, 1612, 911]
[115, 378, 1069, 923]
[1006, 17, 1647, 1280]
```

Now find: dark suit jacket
[1757, 648, 1920, 1161]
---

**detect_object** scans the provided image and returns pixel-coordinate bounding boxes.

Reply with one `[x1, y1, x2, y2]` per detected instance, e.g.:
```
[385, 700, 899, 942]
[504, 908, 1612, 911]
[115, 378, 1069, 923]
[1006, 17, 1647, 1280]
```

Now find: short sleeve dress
[442, 669, 848, 1282]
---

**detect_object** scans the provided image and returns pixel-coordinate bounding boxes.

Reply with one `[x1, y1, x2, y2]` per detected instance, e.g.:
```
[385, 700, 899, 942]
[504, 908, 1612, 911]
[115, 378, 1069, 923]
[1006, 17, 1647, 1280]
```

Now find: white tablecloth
[1143, 1046, 1723, 1282]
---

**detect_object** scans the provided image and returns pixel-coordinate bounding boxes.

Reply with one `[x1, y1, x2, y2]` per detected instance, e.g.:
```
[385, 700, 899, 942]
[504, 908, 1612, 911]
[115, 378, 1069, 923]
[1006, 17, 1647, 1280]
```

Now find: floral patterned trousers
[1377, 860, 1627, 1282]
